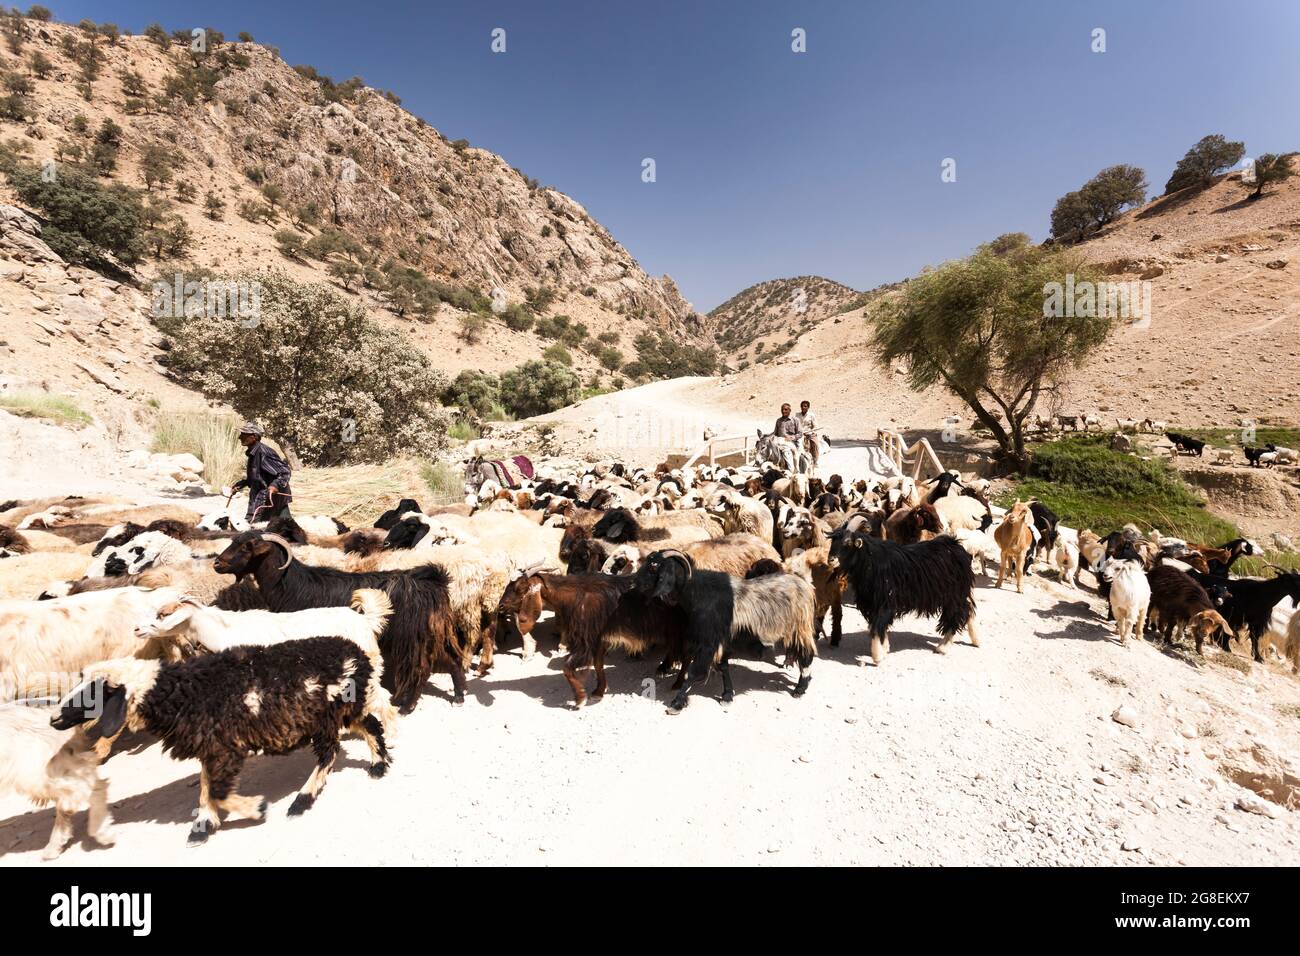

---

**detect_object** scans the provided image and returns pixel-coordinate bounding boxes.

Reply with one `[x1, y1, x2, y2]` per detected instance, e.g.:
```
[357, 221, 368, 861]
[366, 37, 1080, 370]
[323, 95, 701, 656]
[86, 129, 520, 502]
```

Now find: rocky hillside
[0, 16, 706, 383]
[708, 275, 861, 369]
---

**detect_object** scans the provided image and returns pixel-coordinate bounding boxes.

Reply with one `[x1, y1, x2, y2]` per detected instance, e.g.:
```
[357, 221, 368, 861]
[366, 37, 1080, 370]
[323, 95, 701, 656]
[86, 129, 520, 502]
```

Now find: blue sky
[56, 0, 1300, 311]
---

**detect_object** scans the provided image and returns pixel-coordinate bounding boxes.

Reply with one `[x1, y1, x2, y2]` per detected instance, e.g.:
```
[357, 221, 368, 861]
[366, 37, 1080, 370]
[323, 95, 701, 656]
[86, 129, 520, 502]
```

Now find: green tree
[542, 343, 572, 365]
[499, 360, 580, 418]
[2, 158, 144, 271]
[458, 312, 486, 344]
[869, 235, 1112, 473]
[1080, 164, 1146, 227]
[1164, 134, 1245, 194]
[1240, 152, 1296, 199]
[90, 119, 123, 174]
[141, 143, 174, 191]
[203, 190, 225, 220]
[28, 50, 51, 78]
[441, 369, 500, 418]
[327, 260, 361, 290]
[154, 270, 450, 465]
[274, 229, 306, 259]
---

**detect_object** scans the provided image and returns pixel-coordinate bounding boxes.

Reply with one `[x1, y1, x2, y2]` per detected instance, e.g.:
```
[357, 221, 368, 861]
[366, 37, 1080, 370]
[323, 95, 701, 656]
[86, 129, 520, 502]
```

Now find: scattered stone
[1112, 705, 1139, 729]
[1265, 257, 1288, 270]
[1235, 794, 1282, 819]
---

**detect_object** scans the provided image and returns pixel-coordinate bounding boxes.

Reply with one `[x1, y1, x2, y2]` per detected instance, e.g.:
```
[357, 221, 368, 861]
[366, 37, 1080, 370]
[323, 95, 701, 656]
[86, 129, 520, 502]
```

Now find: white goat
[0, 703, 114, 859]
[1051, 526, 1081, 589]
[1101, 557, 1150, 644]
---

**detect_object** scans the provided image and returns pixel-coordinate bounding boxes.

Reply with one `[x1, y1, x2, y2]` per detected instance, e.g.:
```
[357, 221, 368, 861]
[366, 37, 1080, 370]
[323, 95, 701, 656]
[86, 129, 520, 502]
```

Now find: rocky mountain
[707, 275, 862, 369]
[0, 17, 707, 383]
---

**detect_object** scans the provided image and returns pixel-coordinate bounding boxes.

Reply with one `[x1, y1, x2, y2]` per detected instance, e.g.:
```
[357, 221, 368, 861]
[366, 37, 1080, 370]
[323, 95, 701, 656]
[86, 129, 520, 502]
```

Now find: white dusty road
[4, 569, 1299, 867]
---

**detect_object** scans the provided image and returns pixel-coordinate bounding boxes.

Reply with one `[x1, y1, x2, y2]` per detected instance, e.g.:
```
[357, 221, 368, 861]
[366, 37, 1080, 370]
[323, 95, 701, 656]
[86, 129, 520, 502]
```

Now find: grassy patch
[151, 410, 244, 487]
[421, 460, 465, 502]
[0, 392, 91, 427]
[1236, 551, 1300, 576]
[999, 434, 1238, 540]
[1089, 667, 1127, 687]
[1209, 652, 1252, 676]
[448, 420, 480, 442]
[292, 458, 431, 525]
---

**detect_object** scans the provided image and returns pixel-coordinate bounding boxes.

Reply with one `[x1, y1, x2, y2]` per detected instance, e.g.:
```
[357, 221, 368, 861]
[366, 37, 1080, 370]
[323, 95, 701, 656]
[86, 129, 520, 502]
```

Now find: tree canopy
[869, 235, 1113, 472]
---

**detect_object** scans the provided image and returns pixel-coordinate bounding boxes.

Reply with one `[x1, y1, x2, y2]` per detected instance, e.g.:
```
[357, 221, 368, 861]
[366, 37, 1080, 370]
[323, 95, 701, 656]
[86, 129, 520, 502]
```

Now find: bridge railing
[681, 433, 755, 471]
[877, 428, 947, 481]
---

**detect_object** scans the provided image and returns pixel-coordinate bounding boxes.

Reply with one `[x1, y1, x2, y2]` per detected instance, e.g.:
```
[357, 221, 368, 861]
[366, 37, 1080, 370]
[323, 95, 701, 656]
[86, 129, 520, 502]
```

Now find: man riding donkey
[230, 421, 293, 523]
[769, 401, 820, 475]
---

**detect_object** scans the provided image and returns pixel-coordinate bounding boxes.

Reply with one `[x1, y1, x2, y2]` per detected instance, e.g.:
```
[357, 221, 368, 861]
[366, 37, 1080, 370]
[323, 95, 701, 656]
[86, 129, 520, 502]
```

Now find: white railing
[877, 428, 947, 481]
[682, 433, 755, 471]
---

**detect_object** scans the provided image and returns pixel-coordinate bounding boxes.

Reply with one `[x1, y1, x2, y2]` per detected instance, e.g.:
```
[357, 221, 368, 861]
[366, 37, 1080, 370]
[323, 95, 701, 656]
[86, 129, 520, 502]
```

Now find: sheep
[590, 507, 721, 548]
[197, 510, 250, 532]
[291, 514, 351, 538]
[0, 552, 89, 601]
[633, 549, 816, 712]
[994, 501, 1035, 592]
[1101, 557, 1150, 645]
[704, 487, 774, 542]
[52, 635, 398, 846]
[374, 498, 423, 530]
[61, 561, 267, 611]
[1267, 444, 1298, 464]
[1116, 418, 1139, 434]
[347, 545, 513, 675]
[783, 545, 845, 645]
[0, 703, 114, 859]
[137, 588, 393, 661]
[951, 528, 1000, 577]
[601, 533, 780, 578]
[83, 530, 194, 579]
[0, 525, 31, 556]
[495, 571, 688, 706]
[212, 532, 461, 712]
[932, 494, 988, 534]
[1141, 418, 1167, 434]
[0, 586, 188, 702]
[882, 503, 944, 545]
[829, 515, 979, 663]
[778, 505, 828, 558]
[1258, 451, 1280, 468]
[1145, 566, 1232, 654]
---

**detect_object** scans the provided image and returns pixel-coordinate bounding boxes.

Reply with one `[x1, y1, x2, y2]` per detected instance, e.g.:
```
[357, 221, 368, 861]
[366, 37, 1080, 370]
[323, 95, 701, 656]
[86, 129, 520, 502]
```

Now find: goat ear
[87, 683, 128, 742]
[653, 563, 682, 604]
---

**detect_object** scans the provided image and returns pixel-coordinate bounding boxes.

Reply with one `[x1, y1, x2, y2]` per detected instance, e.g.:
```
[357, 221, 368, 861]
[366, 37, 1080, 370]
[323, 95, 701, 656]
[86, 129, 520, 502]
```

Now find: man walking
[230, 421, 293, 523]
[795, 400, 820, 475]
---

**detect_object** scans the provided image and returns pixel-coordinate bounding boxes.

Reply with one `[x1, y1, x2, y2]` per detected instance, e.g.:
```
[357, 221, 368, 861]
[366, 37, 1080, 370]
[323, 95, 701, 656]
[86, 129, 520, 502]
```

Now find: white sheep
[0, 703, 114, 859]
[138, 588, 392, 663]
[83, 531, 193, 579]
[0, 586, 187, 700]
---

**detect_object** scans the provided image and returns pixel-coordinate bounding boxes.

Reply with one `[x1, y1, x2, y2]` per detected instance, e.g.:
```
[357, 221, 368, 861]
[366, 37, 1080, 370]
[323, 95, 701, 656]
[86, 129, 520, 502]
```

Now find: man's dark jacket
[243, 441, 292, 521]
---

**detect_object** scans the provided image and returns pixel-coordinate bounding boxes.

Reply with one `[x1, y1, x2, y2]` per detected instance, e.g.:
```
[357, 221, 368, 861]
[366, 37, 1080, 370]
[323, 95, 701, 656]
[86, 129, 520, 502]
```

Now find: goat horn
[843, 513, 872, 534]
[259, 532, 296, 570]
[657, 548, 693, 578]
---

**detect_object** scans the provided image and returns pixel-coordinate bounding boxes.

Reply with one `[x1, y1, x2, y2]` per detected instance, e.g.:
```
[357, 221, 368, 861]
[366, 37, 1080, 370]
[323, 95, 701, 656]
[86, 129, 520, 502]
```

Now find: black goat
[1022, 500, 1059, 574]
[829, 515, 978, 664]
[264, 515, 308, 545]
[633, 550, 816, 712]
[923, 471, 963, 504]
[1145, 565, 1233, 654]
[1189, 568, 1300, 661]
[1243, 446, 1269, 467]
[213, 532, 462, 711]
[1166, 432, 1205, 456]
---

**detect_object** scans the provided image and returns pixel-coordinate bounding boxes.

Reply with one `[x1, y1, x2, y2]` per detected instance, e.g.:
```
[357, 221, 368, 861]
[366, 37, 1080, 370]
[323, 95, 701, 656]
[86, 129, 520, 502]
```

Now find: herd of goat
[1, 452, 1299, 860]
[1029, 413, 1300, 468]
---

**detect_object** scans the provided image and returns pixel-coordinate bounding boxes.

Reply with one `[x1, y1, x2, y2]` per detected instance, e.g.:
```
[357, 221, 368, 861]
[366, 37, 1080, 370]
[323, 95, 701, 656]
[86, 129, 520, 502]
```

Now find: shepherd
[230, 421, 293, 523]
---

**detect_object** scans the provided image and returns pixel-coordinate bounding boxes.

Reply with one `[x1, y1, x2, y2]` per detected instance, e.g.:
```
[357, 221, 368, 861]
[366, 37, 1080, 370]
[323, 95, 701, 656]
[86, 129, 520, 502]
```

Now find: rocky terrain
[0, 19, 708, 387]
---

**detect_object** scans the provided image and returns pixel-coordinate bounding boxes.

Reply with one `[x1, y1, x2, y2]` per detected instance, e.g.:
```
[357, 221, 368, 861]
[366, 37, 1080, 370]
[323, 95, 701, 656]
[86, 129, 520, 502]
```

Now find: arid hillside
[707, 275, 862, 369]
[0, 18, 707, 385]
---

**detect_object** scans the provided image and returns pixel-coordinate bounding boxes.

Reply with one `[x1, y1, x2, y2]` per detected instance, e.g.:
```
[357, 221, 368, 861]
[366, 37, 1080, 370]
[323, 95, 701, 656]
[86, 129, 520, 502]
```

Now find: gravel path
[5, 569, 1298, 866]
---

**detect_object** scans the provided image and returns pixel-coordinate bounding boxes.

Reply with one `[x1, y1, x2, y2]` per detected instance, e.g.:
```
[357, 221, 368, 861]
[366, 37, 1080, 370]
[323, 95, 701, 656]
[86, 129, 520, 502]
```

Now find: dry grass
[290, 458, 440, 525]
[150, 410, 245, 487]
[0, 391, 91, 427]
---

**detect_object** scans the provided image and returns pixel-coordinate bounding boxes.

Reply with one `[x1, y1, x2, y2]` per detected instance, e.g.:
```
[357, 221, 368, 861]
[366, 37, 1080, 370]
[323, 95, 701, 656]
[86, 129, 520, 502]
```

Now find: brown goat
[882, 503, 943, 545]
[1146, 565, 1234, 654]
[784, 546, 845, 645]
[495, 572, 687, 705]
[994, 501, 1034, 593]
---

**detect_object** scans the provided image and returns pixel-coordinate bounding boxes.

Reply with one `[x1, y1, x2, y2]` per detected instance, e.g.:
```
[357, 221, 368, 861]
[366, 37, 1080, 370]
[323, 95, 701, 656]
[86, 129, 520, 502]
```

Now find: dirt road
[5, 569, 1298, 867]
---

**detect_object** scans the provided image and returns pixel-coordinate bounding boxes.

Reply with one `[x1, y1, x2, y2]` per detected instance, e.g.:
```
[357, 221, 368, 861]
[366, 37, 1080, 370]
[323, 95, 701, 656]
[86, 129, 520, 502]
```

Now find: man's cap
[238, 421, 264, 436]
